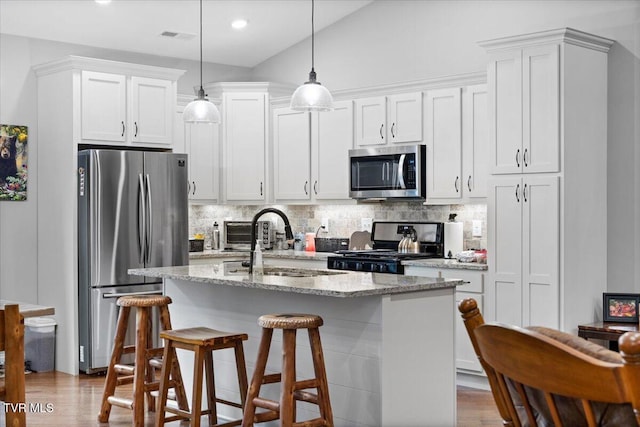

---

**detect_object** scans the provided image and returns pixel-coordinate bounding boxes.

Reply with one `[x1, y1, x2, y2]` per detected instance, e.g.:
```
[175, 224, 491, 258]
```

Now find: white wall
[252, 0, 640, 292]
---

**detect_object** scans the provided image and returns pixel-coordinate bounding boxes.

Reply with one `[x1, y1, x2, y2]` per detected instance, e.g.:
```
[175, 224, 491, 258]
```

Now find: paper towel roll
[444, 222, 463, 258]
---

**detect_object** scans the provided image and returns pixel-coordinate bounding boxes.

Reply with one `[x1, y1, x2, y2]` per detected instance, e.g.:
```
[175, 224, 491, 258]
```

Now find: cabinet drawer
[442, 269, 483, 293]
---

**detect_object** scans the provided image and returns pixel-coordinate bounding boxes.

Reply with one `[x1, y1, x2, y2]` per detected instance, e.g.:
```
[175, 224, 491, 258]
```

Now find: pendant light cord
[199, 0, 203, 90]
[311, 0, 315, 72]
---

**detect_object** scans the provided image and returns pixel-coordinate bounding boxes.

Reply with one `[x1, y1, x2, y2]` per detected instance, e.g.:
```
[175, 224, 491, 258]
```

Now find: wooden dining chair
[1, 304, 27, 427]
[459, 298, 640, 426]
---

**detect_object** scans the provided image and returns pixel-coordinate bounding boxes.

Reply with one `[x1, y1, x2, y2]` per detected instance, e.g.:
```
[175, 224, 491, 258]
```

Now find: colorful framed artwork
[0, 124, 28, 201]
[603, 293, 640, 323]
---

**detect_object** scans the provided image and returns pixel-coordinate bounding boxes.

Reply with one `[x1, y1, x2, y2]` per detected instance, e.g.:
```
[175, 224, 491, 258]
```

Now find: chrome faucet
[248, 208, 294, 274]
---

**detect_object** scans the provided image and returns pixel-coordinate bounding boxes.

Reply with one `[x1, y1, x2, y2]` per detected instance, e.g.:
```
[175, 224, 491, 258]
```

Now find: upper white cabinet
[487, 44, 560, 174]
[425, 84, 488, 202]
[354, 92, 422, 146]
[223, 92, 267, 202]
[481, 28, 614, 332]
[273, 100, 354, 202]
[312, 100, 354, 200]
[78, 62, 181, 148]
[185, 122, 220, 202]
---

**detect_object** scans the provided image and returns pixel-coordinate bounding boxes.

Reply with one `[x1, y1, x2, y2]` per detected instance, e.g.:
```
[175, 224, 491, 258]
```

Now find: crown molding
[203, 81, 297, 98]
[478, 27, 614, 53]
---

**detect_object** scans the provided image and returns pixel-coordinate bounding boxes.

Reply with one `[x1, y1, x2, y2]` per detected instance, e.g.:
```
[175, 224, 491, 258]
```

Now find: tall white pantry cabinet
[481, 28, 613, 332]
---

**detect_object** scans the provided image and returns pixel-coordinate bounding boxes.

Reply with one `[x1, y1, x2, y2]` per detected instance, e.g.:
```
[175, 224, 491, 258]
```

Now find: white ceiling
[0, 0, 373, 68]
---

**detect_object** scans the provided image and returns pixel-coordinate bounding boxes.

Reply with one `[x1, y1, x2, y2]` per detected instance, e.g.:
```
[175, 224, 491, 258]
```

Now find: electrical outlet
[361, 217, 373, 232]
[472, 220, 482, 237]
[321, 218, 329, 234]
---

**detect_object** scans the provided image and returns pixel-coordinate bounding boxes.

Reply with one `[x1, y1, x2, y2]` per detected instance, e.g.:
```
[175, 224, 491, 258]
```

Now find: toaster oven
[223, 221, 273, 250]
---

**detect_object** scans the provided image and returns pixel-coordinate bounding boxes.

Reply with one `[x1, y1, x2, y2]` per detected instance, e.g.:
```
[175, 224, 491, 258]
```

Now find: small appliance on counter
[223, 220, 273, 250]
[327, 221, 444, 274]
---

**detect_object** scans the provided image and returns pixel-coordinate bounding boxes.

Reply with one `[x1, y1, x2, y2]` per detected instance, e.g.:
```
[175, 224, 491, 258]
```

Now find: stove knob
[355, 262, 362, 271]
[378, 264, 387, 273]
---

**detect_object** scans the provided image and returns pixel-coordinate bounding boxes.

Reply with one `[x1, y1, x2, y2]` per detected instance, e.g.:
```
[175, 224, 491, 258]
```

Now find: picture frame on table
[603, 293, 640, 323]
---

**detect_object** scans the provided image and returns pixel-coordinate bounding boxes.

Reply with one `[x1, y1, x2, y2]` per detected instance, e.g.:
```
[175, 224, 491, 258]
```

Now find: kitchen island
[129, 261, 463, 427]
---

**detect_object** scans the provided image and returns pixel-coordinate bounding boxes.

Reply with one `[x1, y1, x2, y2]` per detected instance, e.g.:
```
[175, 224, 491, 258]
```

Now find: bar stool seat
[98, 295, 188, 427]
[242, 313, 334, 427]
[156, 326, 249, 427]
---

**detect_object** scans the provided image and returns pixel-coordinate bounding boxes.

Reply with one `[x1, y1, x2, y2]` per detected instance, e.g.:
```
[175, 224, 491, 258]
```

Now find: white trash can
[24, 317, 57, 372]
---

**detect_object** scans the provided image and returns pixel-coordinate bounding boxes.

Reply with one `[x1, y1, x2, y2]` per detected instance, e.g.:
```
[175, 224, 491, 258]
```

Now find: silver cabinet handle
[391, 123, 396, 138]
[260, 182, 263, 196]
[304, 181, 308, 195]
[516, 149, 520, 168]
[313, 181, 318, 195]
[134, 121, 138, 138]
[121, 121, 125, 137]
[467, 175, 472, 192]
[524, 148, 528, 167]
[523, 183, 528, 202]
[455, 176, 459, 193]
[515, 184, 520, 202]
[380, 124, 384, 140]
[192, 181, 196, 196]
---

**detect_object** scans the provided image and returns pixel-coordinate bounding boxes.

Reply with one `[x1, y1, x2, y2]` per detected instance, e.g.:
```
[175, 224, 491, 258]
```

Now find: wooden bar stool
[242, 313, 334, 427]
[156, 326, 249, 427]
[98, 295, 189, 427]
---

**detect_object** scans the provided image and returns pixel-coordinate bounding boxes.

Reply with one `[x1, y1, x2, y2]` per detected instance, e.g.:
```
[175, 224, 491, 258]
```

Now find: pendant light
[290, 0, 333, 112]
[183, 0, 220, 123]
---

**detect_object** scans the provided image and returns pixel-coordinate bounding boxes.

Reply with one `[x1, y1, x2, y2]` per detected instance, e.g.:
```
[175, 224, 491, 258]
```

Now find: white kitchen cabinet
[81, 70, 177, 147]
[223, 92, 267, 202]
[185, 122, 220, 201]
[486, 44, 559, 175]
[487, 176, 559, 328]
[426, 87, 462, 199]
[273, 101, 354, 203]
[354, 92, 422, 146]
[312, 100, 354, 200]
[273, 107, 311, 201]
[462, 84, 489, 198]
[482, 28, 613, 333]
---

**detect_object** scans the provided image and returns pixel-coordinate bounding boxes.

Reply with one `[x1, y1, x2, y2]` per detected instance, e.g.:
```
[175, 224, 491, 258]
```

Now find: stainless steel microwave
[349, 144, 426, 200]
[223, 221, 273, 250]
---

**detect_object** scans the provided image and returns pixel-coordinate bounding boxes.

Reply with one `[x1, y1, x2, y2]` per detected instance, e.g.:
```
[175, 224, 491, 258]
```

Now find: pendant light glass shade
[183, 0, 220, 123]
[290, 0, 333, 112]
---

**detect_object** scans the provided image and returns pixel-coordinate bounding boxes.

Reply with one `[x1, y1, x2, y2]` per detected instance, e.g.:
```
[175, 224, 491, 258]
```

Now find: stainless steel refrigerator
[77, 149, 188, 374]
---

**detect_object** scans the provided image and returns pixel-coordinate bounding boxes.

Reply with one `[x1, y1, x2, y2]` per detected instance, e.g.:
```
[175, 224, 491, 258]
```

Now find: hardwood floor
[17, 372, 501, 426]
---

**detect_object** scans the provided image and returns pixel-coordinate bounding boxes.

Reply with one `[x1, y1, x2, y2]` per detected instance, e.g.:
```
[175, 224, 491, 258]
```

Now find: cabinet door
[387, 92, 422, 143]
[354, 96, 386, 146]
[488, 176, 523, 327]
[426, 87, 462, 199]
[186, 122, 219, 201]
[273, 107, 311, 201]
[130, 77, 173, 146]
[522, 176, 559, 328]
[81, 71, 126, 142]
[488, 50, 522, 175]
[462, 85, 488, 198]
[224, 93, 266, 201]
[523, 44, 560, 173]
[313, 100, 353, 200]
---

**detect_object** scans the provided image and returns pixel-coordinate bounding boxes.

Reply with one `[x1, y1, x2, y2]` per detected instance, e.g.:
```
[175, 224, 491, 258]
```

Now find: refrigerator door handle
[138, 174, 146, 264]
[91, 151, 102, 287]
[102, 290, 163, 299]
[145, 173, 153, 264]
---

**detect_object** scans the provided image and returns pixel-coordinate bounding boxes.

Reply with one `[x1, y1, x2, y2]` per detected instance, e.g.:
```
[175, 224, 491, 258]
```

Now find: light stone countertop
[189, 249, 487, 270]
[129, 260, 462, 298]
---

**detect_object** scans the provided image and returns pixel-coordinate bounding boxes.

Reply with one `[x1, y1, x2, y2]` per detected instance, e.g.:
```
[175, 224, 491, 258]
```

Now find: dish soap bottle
[253, 239, 264, 276]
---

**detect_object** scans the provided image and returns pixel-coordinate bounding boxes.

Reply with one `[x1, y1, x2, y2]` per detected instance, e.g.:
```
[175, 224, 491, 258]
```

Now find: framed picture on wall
[0, 124, 28, 201]
[603, 293, 640, 323]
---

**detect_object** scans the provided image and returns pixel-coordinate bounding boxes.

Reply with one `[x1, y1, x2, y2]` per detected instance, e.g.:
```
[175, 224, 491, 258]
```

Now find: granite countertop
[189, 249, 487, 270]
[129, 260, 462, 298]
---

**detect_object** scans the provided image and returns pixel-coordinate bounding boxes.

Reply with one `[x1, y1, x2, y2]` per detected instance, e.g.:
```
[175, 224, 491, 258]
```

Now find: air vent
[160, 31, 196, 40]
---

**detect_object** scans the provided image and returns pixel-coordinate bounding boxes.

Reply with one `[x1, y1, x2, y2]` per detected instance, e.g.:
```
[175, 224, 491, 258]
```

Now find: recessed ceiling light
[231, 19, 248, 30]
[95, 0, 111, 4]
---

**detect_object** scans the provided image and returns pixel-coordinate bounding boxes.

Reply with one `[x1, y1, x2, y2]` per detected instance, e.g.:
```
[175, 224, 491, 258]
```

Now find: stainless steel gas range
[327, 221, 444, 274]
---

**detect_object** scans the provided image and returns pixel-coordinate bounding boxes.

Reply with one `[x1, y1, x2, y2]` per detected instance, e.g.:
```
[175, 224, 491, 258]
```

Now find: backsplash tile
[189, 203, 487, 251]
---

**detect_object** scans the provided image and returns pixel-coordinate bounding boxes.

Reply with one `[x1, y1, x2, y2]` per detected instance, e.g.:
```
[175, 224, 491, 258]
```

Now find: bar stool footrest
[114, 363, 134, 375]
[252, 397, 280, 412]
[294, 390, 319, 405]
[262, 373, 281, 384]
[292, 418, 328, 427]
[107, 396, 133, 410]
[216, 397, 243, 409]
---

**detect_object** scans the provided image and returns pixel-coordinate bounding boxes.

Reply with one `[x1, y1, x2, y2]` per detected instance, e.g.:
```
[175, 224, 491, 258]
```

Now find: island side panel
[381, 288, 457, 426]
[165, 277, 384, 427]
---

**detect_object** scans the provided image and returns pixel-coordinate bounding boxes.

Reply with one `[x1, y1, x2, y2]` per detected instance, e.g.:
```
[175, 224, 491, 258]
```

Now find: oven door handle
[102, 290, 163, 299]
[397, 154, 406, 189]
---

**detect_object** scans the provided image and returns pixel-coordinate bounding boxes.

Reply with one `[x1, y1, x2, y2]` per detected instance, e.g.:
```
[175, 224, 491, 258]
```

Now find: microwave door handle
[381, 162, 386, 185]
[398, 154, 407, 189]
